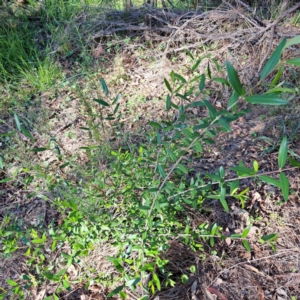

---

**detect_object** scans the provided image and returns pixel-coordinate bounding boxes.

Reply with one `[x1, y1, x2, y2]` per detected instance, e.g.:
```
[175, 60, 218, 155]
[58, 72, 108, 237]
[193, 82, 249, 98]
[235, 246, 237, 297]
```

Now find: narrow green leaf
[158, 165, 166, 178]
[0, 131, 17, 137]
[242, 226, 251, 238]
[148, 121, 162, 130]
[42, 272, 60, 282]
[113, 103, 120, 114]
[218, 118, 231, 132]
[202, 100, 216, 114]
[0, 178, 13, 183]
[21, 126, 34, 140]
[213, 77, 230, 86]
[284, 35, 300, 49]
[261, 233, 277, 241]
[164, 78, 172, 93]
[270, 67, 283, 87]
[260, 38, 286, 81]
[166, 149, 177, 161]
[207, 62, 211, 79]
[199, 74, 205, 92]
[279, 172, 289, 201]
[245, 94, 288, 105]
[286, 57, 300, 66]
[176, 93, 190, 101]
[100, 78, 109, 96]
[192, 59, 201, 71]
[153, 273, 161, 290]
[182, 128, 196, 139]
[231, 165, 256, 176]
[225, 60, 245, 96]
[125, 278, 141, 287]
[220, 186, 229, 212]
[107, 285, 124, 297]
[228, 91, 239, 110]
[174, 83, 185, 93]
[230, 233, 242, 239]
[93, 99, 109, 107]
[259, 175, 281, 187]
[184, 49, 194, 60]
[288, 156, 300, 167]
[253, 160, 259, 172]
[177, 164, 188, 174]
[193, 141, 202, 153]
[166, 94, 171, 110]
[174, 73, 187, 83]
[211, 223, 218, 235]
[62, 279, 71, 290]
[242, 240, 251, 252]
[112, 93, 121, 105]
[266, 87, 296, 94]
[31, 147, 48, 152]
[14, 113, 21, 131]
[211, 58, 221, 71]
[6, 279, 18, 287]
[0, 157, 3, 169]
[278, 136, 288, 169]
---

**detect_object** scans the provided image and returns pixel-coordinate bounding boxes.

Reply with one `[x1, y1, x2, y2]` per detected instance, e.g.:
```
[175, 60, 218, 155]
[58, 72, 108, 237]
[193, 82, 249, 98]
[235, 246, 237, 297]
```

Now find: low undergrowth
[1, 35, 300, 299]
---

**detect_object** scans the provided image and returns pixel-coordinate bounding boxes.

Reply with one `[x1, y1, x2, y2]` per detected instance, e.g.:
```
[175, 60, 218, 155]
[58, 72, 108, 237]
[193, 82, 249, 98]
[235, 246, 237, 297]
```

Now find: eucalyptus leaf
[166, 94, 171, 110]
[242, 240, 251, 252]
[225, 60, 245, 96]
[286, 58, 300, 66]
[100, 78, 109, 96]
[14, 113, 21, 131]
[278, 136, 288, 169]
[260, 38, 286, 81]
[245, 94, 288, 105]
[93, 99, 110, 107]
[213, 77, 230, 86]
[21, 126, 34, 140]
[199, 74, 205, 92]
[279, 172, 289, 201]
[259, 175, 281, 187]
[164, 78, 172, 93]
[284, 35, 300, 49]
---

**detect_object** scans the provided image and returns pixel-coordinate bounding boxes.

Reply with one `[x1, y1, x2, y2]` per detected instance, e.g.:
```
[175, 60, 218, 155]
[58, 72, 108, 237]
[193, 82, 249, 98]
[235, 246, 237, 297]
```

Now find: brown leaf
[207, 286, 228, 300]
[253, 280, 264, 300]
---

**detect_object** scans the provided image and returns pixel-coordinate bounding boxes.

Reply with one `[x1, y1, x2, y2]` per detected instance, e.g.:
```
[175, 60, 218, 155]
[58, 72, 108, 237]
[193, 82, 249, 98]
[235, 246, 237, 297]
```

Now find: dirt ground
[1, 2, 300, 299]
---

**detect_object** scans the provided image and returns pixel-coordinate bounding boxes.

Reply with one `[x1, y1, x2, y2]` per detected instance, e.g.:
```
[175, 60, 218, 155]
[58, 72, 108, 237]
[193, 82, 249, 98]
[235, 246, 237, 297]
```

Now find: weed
[0, 36, 300, 299]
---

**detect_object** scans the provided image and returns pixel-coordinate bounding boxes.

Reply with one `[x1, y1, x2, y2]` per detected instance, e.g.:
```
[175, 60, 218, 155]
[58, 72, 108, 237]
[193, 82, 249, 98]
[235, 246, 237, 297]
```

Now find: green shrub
[1, 36, 300, 300]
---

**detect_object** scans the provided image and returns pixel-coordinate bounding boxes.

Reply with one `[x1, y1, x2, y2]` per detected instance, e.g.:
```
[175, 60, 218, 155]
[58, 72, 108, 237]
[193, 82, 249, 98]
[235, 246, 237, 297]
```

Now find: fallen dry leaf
[207, 286, 228, 300]
[36, 289, 46, 300]
[253, 279, 264, 300]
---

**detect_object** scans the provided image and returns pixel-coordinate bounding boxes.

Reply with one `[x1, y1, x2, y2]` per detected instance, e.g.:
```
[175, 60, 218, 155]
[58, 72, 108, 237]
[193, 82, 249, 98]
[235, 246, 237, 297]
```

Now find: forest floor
[1, 1, 300, 299]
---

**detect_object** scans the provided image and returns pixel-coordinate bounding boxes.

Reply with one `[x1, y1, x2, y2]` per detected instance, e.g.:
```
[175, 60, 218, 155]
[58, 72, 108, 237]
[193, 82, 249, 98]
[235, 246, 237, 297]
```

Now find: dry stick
[249, 2, 300, 42]
[222, 0, 262, 28]
[167, 166, 298, 200]
[234, 0, 266, 27]
[257, 25, 275, 74]
[209, 248, 299, 287]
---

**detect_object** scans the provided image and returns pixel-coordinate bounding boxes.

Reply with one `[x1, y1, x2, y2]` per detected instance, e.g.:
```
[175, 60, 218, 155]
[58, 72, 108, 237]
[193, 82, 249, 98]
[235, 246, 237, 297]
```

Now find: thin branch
[167, 166, 298, 200]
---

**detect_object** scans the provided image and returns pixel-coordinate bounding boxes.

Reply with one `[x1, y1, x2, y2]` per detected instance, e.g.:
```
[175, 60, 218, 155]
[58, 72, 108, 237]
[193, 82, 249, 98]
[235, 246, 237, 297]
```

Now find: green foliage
[1, 36, 300, 299]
